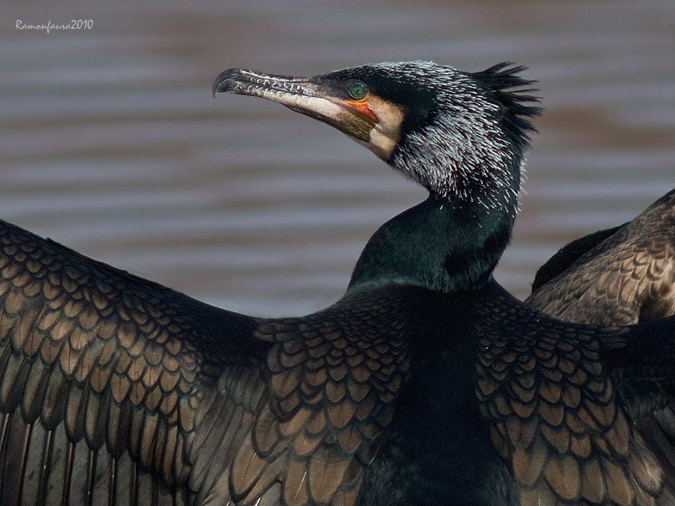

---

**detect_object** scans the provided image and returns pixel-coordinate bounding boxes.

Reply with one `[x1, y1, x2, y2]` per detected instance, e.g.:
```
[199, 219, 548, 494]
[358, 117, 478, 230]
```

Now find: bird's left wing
[0, 218, 413, 506]
[0, 218, 268, 505]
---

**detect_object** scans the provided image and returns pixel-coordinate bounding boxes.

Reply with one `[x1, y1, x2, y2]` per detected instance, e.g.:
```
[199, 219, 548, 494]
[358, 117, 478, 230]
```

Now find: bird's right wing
[600, 317, 675, 500]
[474, 286, 675, 506]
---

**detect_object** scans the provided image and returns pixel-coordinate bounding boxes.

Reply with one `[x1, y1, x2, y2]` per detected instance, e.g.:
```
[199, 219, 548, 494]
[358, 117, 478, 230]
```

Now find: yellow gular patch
[364, 96, 405, 161]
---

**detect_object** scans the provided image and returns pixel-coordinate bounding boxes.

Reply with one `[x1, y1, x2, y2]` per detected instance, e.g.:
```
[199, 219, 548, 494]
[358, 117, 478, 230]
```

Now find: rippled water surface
[2, 0, 674, 316]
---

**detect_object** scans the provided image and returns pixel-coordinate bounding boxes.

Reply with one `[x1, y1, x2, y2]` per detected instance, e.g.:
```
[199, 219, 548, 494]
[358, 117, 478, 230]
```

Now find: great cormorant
[527, 188, 675, 326]
[1, 61, 674, 505]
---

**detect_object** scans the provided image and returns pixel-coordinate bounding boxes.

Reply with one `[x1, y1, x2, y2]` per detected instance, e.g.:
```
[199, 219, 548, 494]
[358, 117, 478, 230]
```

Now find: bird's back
[527, 188, 675, 326]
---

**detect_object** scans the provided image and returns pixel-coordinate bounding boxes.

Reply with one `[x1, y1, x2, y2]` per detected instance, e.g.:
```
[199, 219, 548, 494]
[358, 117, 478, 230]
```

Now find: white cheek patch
[365, 96, 404, 160]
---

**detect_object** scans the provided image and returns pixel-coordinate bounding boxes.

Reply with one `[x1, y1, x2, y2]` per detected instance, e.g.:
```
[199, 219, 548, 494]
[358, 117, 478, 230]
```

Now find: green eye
[348, 81, 367, 100]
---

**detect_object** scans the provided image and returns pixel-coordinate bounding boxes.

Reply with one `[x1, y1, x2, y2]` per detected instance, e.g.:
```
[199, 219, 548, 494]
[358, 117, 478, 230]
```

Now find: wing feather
[0, 219, 266, 504]
[476, 294, 672, 504]
[1, 218, 417, 505]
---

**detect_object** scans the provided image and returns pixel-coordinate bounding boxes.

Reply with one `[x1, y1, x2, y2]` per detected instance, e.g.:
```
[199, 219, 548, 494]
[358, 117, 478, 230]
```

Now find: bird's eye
[348, 82, 368, 100]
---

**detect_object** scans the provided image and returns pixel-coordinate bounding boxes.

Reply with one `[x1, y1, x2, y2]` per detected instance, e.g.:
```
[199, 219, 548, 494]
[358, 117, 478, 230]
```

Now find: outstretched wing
[475, 287, 674, 505]
[527, 188, 675, 326]
[228, 290, 410, 506]
[0, 219, 411, 506]
[0, 218, 267, 505]
[601, 317, 675, 500]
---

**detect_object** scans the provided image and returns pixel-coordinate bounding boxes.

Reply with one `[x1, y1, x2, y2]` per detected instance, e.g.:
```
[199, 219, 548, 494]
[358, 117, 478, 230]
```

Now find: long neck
[348, 193, 515, 294]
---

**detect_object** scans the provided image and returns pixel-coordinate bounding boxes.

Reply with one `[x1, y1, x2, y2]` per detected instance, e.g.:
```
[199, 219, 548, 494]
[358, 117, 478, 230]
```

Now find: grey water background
[2, 0, 674, 317]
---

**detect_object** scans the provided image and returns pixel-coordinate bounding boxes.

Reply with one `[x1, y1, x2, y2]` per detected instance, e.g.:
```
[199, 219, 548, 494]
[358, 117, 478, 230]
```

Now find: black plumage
[0, 61, 674, 505]
[525, 183, 675, 506]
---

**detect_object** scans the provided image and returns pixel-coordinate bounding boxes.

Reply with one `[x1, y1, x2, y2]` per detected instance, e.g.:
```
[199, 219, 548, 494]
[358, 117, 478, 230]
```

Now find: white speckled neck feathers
[214, 61, 541, 292]
[336, 61, 540, 217]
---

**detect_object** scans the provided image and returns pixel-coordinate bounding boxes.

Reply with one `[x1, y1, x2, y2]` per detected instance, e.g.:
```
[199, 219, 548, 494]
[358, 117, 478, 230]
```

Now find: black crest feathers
[469, 63, 542, 149]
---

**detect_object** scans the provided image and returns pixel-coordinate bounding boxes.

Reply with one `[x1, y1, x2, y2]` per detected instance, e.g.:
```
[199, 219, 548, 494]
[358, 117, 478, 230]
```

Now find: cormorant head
[214, 61, 541, 216]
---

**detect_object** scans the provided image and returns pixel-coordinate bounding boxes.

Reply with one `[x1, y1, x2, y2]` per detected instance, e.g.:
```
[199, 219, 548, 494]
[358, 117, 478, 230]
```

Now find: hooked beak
[213, 68, 378, 143]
